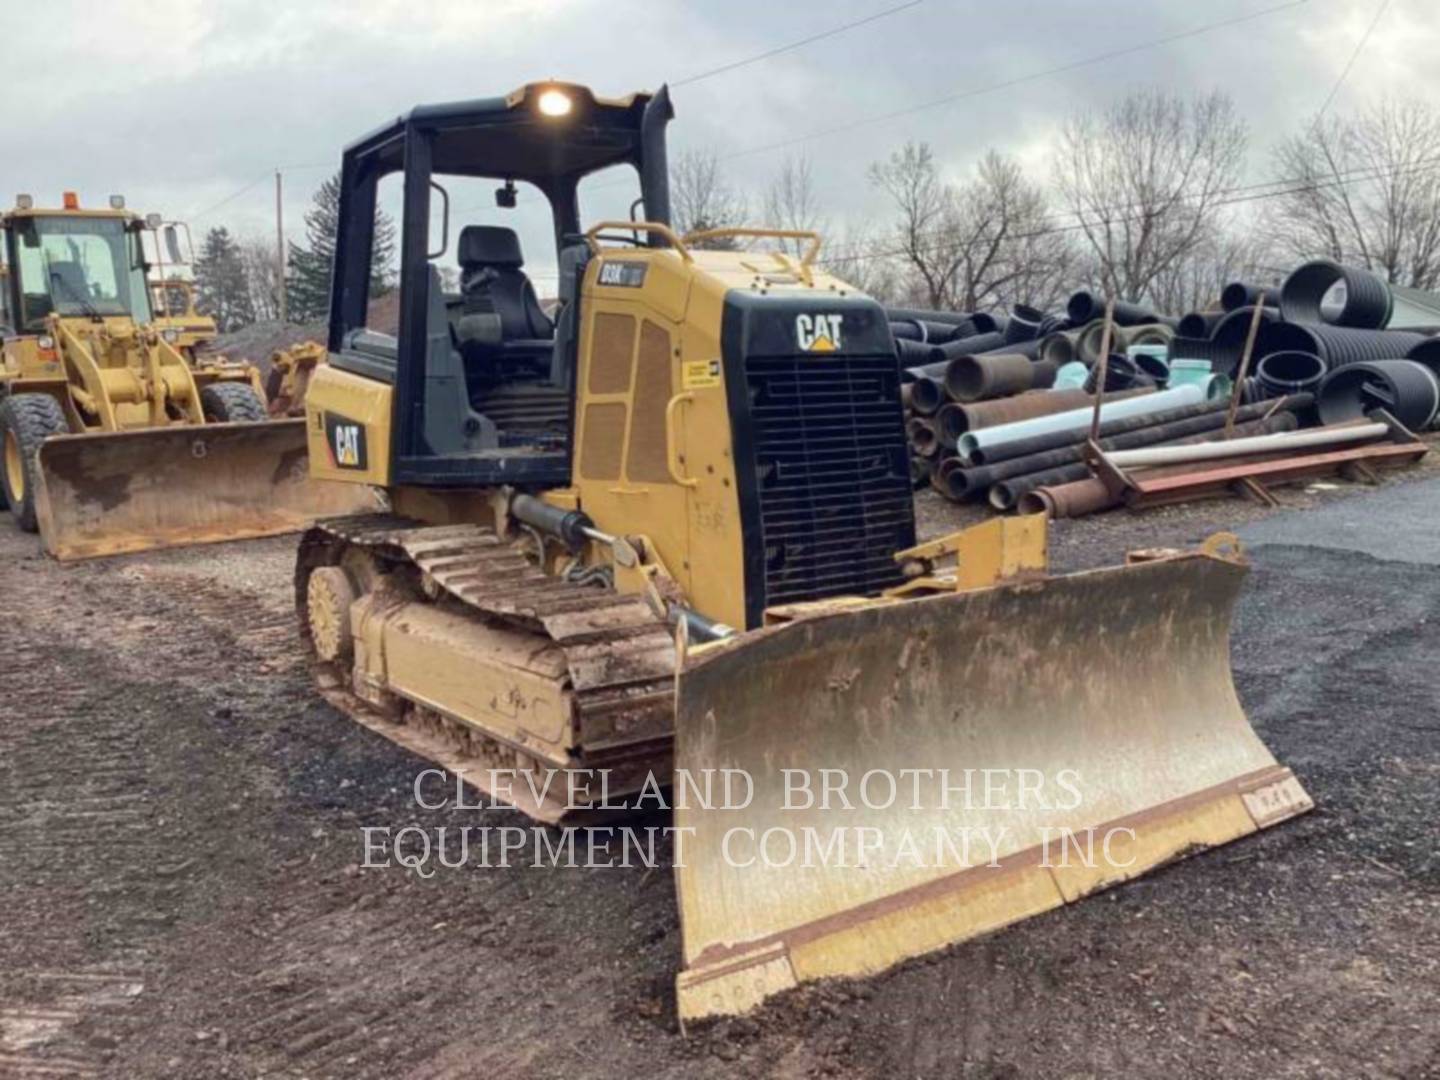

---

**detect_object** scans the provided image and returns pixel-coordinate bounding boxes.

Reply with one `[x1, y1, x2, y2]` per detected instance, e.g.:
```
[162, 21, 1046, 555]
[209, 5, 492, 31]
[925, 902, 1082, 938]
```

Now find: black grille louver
[743, 355, 916, 608]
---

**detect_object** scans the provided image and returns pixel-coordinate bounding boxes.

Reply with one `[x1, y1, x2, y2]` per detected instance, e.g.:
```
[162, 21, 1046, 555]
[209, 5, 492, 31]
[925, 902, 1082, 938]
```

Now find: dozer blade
[673, 552, 1311, 1024]
[34, 420, 382, 561]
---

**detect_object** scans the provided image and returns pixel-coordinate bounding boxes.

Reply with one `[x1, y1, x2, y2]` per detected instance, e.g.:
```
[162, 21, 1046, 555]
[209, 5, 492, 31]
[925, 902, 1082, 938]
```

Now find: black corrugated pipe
[1404, 338, 1440, 378]
[909, 319, 965, 343]
[1133, 351, 1170, 385]
[885, 307, 977, 328]
[987, 412, 1301, 510]
[1167, 335, 1241, 374]
[1004, 304, 1046, 344]
[1176, 311, 1221, 338]
[1256, 351, 1327, 398]
[943, 398, 1305, 501]
[1220, 282, 1280, 312]
[970, 312, 1006, 335]
[1279, 260, 1394, 329]
[920, 330, 1007, 366]
[1317, 359, 1440, 430]
[1037, 313, 1069, 337]
[891, 320, 924, 342]
[1257, 322, 1428, 368]
[1211, 304, 1279, 347]
[896, 338, 937, 369]
[1084, 353, 1142, 393]
[1067, 290, 1178, 328]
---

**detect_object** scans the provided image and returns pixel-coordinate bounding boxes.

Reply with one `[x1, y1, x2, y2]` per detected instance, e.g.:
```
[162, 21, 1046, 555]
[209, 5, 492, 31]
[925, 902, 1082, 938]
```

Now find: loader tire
[1, 393, 70, 533]
[200, 382, 267, 424]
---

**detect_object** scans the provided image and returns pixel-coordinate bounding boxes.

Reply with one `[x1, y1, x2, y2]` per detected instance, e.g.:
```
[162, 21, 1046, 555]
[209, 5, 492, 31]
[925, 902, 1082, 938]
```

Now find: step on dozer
[672, 536, 1311, 1024]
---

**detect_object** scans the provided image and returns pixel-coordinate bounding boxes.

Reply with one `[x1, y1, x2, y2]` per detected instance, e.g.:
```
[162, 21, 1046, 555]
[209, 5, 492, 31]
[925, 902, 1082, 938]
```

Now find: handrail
[681, 227, 823, 282]
[664, 392, 699, 488]
[584, 220, 692, 263]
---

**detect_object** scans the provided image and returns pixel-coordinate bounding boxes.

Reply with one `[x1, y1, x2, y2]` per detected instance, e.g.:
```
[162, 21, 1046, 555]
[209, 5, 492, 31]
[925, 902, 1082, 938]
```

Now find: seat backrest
[458, 226, 554, 341]
[48, 261, 90, 304]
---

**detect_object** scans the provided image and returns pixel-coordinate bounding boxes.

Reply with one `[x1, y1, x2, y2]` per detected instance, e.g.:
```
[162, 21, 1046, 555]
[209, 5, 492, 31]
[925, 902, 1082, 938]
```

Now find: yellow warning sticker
[683, 359, 722, 390]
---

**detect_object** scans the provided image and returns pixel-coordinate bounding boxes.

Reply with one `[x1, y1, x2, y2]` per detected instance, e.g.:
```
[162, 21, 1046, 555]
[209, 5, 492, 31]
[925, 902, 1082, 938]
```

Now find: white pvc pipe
[957, 385, 1204, 460]
[1104, 423, 1388, 468]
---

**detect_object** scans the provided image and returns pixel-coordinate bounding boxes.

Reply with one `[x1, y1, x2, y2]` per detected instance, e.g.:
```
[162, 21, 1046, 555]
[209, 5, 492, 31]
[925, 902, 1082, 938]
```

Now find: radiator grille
[744, 355, 915, 607]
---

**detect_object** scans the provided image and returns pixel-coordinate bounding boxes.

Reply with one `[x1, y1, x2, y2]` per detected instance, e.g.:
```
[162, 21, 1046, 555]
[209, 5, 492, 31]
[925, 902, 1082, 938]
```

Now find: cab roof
[345, 81, 658, 183]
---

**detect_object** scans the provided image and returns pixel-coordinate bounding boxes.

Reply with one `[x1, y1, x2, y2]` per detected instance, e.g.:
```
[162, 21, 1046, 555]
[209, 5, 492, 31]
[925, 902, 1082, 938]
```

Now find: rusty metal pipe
[944, 353, 1056, 402]
[1018, 477, 1121, 518]
[988, 414, 1298, 510]
[945, 400, 1301, 502]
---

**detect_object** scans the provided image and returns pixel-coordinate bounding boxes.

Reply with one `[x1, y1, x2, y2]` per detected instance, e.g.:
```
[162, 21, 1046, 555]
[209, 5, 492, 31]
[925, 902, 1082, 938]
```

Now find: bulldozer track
[295, 514, 678, 819]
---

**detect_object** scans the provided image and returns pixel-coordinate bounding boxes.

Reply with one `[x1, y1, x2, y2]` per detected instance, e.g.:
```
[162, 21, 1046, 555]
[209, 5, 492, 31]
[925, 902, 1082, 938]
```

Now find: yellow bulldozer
[291, 83, 1311, 1025]
[0, 193, 375, 558]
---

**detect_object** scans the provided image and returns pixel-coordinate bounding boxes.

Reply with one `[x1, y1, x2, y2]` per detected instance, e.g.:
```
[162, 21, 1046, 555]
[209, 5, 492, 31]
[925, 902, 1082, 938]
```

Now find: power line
[671, 0, 926, 87]
[188, 172, 270, 223]
[1312, 0, 1391, 124]
[721, 0, 1316, 161]
[187, 161, 333, 224]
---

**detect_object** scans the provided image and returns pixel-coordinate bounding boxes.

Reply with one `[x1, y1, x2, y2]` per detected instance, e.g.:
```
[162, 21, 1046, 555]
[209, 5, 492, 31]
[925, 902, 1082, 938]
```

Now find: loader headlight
[161, 329, 180, 343]
[16, 194, 33, 210]
[110, 195, 126, 209]
[37, 334, 55, 350]
[536, 88, 572, 118]
[145, 213, 163, 229]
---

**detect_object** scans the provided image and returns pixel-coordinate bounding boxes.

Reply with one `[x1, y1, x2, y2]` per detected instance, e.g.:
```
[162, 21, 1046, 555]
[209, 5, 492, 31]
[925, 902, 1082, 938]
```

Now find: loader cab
[1, 202, 153, 334]
[327, 81, 674, 486]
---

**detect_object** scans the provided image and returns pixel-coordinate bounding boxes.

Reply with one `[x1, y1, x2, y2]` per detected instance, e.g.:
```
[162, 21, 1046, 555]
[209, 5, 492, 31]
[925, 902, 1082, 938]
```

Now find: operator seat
[457, 226, 554, 341]
[48, 261, 91, 305]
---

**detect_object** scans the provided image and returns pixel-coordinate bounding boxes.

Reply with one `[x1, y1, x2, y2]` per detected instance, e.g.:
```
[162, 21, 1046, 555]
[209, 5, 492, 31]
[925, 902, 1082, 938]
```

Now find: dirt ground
[2, 469, 1438, 1079]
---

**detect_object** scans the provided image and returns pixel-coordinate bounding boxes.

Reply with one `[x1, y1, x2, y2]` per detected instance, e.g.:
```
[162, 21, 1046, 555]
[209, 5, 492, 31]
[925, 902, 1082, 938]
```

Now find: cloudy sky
[7, 0, 1435, 291]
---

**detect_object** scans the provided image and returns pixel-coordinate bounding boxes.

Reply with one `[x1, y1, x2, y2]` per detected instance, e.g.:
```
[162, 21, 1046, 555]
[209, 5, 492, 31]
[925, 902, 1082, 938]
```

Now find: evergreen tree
[285, 173, 397, 323]
[193, 227, 254, 332]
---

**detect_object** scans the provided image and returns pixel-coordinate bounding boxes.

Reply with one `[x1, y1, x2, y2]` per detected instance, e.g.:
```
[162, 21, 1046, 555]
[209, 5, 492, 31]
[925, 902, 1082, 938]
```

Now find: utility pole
[275, 169, 287, 323]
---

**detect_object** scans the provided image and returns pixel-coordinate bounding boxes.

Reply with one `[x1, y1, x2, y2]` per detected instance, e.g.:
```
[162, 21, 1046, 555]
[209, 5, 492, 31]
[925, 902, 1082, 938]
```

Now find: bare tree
[1055, 89, 1248, 305]
[867, 142, 1074, 312]
[1145, 223, 1272, 315]
[239, 237, 284, 323]
[762, 154, 826, 257]
[1267, 98, 1440, 290]
[820, 222, 904, 304]
[671, 149, 747, 247]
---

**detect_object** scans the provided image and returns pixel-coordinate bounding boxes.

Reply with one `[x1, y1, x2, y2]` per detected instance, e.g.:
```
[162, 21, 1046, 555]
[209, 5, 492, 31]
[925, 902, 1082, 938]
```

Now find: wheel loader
[0, 194, 377, 558]
[292, 82, 1312, 1025]
[144, 218, 225, 362]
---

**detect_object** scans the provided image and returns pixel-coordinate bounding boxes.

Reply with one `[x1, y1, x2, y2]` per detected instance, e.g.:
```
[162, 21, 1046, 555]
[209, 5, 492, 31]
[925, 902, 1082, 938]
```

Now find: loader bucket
[672, 552, 1310, 1024]
[34, 420, 382, 560]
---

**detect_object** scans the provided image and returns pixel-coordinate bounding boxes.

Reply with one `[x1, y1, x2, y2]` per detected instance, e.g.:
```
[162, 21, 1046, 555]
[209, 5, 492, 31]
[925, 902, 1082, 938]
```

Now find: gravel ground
[1, 465, 1437, 1078]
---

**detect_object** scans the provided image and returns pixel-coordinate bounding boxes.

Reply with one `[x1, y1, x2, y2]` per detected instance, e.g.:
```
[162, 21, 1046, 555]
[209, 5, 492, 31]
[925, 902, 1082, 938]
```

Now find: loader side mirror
[495, 180, 517, 209]
[164, 226, 183, 266]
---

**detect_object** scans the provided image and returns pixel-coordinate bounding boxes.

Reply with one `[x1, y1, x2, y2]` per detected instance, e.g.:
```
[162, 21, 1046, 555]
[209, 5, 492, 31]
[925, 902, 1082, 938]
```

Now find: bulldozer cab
[326, 81, 674, 488]
[1, 202, 153, 333]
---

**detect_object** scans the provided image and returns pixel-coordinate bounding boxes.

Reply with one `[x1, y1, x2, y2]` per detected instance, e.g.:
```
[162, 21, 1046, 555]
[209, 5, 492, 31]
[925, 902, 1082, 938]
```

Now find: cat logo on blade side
[796, 313, 843, 353]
